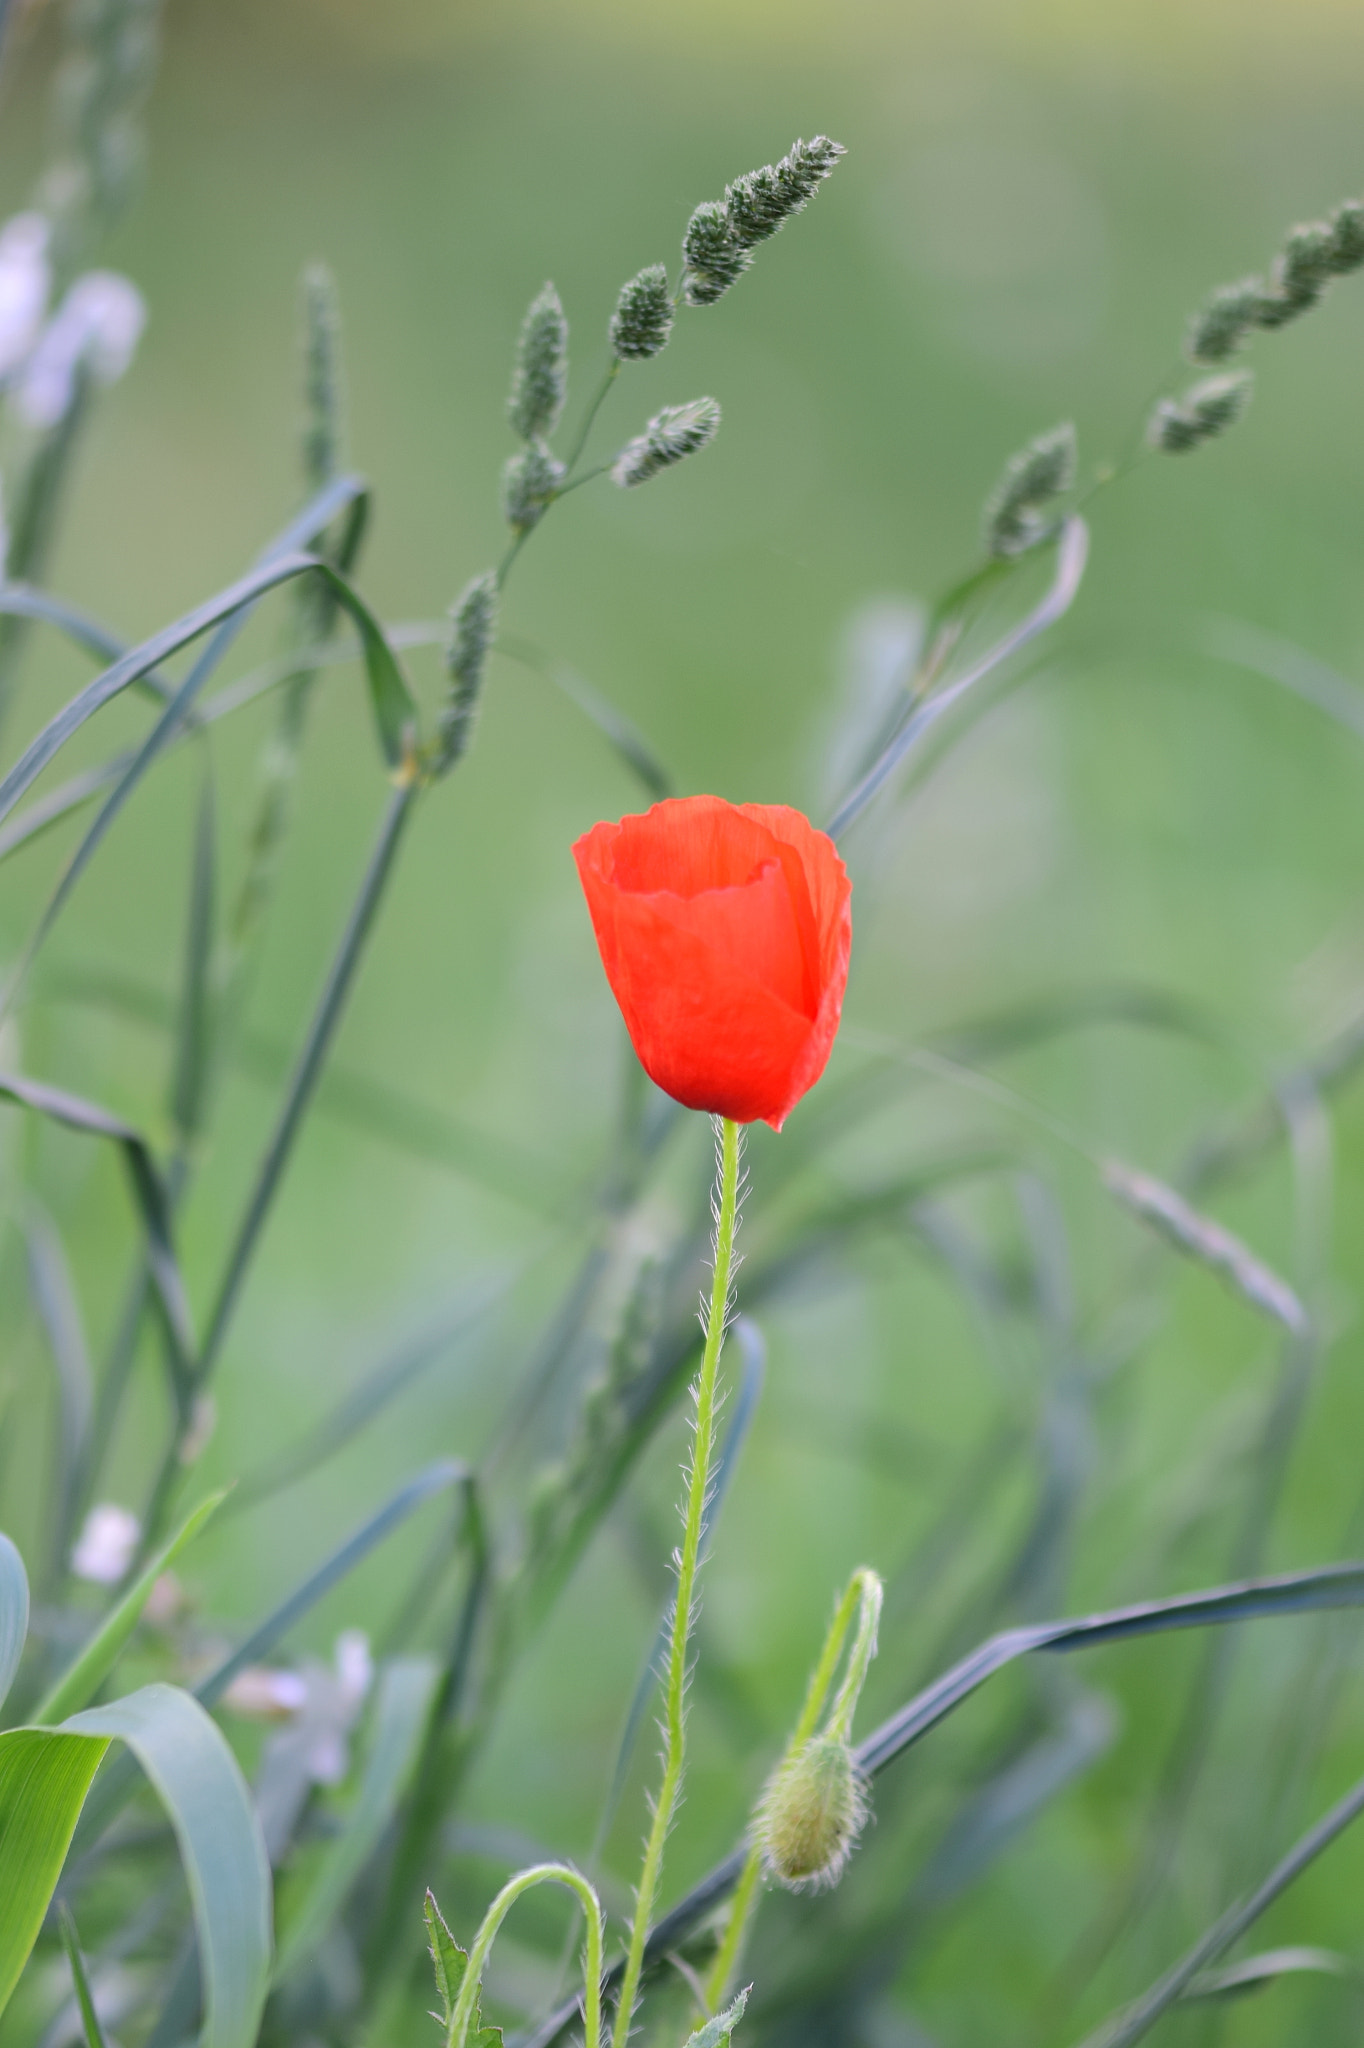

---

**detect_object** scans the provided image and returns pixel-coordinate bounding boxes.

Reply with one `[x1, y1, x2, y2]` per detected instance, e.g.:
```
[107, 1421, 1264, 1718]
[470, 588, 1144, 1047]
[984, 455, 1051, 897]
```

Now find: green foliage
[684, 1989, 749, 2048]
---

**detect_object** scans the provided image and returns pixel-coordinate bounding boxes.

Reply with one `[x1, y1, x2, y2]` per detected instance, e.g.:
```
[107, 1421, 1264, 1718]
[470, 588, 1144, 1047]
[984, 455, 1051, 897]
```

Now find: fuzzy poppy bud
[573, 795, 851, 1130]
[436, 569, 498, 772]
[508, 282, 568, 442]
[611, 396, 721, 487]
[1187, 277, 1264, 364]
[754, 1733, 868, 1890]
[1147, 370, 1253, 453]
[501, 440, 565, 532]
[982, 422, 1076, 559]
[682, 201, 752, 306]
[610, 263, 673, 360]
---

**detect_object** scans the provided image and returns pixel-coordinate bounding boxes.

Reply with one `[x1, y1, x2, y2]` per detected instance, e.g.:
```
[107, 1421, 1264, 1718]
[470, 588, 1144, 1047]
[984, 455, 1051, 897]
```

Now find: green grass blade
[23, 1204, 94, 1573]
[0, 1533, 29, 1713]
[65, 1685, 272, 2048]
[196, 781, 416, 1385]
[169, 768, 217, 1152]
[274, 1655, 440, 1980]
[0, 584, 173, 701]
[0, 1726, 110, 2020]
[57, 1905, 111, 2048]
[1071, 1772, 1364, 2048]
[1183, 1945, 1357, 2000]
[0, 756, 130, 866]
[0, 1072, 195, 1393]
[827, 514, 1088, 839]
[34, 1492, 227, 1726]
[498, 634, 673, 798]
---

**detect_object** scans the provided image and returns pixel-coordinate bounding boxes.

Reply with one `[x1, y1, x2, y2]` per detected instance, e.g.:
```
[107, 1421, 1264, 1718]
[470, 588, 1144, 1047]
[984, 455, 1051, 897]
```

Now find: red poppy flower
[573, 795, 852, 1130]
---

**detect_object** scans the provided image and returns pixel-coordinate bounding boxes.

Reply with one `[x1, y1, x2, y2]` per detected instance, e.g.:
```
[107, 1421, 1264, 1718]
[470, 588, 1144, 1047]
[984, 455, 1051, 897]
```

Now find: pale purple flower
[0, 214, 50, 381]
[71, 1502, 139, 1584]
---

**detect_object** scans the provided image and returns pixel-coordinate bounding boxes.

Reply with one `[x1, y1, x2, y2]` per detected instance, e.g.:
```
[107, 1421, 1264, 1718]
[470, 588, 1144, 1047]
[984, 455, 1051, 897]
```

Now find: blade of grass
[0, 1072, 194, 1395]
[57, 1905, 111, 2048]
[34, 1490, 227, 1725]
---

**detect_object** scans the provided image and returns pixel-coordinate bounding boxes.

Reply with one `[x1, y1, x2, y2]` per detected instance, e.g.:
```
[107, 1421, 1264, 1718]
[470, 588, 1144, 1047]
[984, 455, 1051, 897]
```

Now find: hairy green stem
[611, 1115, 741, 2048]
[447, 1864, 603, 2048]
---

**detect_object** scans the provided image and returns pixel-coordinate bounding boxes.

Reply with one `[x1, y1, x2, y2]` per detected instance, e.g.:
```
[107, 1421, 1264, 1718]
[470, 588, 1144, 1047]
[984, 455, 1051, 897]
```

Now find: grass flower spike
[573, 795, 851, 1129]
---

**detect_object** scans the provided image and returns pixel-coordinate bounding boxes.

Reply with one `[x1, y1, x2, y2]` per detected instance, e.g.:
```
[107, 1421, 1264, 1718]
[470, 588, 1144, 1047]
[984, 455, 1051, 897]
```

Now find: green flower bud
[682, 201, 751, 306]
[754, 1732, 868, 1891]
[1147, 370, 1253, 453]
[501, 440, 565, 531]
[724, 136, 846, 251]
[299, 262, 344, 489]
[1187, 277, 1264, 364]
[610, 264, 674, 361]
[508, 282, 568, 442]
[1327, 198, 1364, 274]
[611, 396, 721, 487]
[435, 570, 498, 772]
[1256, 221, 1335, 328]
[982, 421, 1076, 559]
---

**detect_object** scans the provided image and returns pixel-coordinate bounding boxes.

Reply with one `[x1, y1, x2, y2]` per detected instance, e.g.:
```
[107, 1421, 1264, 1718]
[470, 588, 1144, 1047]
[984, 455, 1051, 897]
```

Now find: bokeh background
[6, 0, 1364, 2040]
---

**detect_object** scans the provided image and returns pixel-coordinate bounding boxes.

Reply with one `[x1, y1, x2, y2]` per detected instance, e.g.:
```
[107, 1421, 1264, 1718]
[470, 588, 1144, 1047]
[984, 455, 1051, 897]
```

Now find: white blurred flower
[71, 1502, 139, 1585]
[251, 1630, 376, 1858]
[0, 214, 50, 381]
[222, 1665, 310, 1719]
[13, 270, 145, 430]
[334, 1627, 373, 1709]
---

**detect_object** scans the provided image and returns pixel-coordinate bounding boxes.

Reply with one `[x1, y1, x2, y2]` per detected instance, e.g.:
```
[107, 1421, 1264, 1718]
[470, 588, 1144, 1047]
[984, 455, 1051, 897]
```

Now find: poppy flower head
[573, 794, 851, 1130]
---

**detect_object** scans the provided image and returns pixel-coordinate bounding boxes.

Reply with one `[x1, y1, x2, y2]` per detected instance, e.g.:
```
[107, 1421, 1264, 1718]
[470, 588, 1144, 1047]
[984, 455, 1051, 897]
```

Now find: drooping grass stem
[610, 1114, 742, 2048]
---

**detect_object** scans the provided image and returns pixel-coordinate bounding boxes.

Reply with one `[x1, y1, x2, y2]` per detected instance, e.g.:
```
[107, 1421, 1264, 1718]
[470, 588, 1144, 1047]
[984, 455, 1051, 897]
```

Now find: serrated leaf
[471, 2029, 503, 2048]
[425, 1890, 469, 2026]
[684, 1988, 749, 2048]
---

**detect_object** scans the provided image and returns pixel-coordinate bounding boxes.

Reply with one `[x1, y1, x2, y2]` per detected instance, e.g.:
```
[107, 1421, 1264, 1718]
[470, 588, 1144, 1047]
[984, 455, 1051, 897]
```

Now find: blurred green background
[7, 0, 1364, 2040]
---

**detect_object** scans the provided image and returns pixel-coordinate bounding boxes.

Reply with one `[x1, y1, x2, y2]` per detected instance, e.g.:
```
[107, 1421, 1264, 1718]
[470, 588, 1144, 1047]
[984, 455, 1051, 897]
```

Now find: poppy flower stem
[611, 1113, 743, 2048]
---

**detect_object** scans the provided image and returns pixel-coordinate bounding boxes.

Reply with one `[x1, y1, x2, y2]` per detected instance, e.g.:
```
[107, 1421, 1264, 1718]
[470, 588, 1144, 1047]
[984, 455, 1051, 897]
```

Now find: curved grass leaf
[0, 755, 130, 866]
[0, 1725, 109, 2020]
[0, 1534, 29, 1713]
[0, 1073, 194, 1390]
[0, 583, 174, 702]
[1073, 1771, 1364, 2048]
[827, 514, 1088, 839]
[23, 1204, 93, 1568]
[1183, 1945, 1357, 2000]
[274, 1654, 440, 1980]
[1102, 1160, 1308, 1335]
[66, 1461, 466, 1866]
[497, 634, 673, 799]
[65, 1685, 272, 2048]
[34, 1491, 227, 1725]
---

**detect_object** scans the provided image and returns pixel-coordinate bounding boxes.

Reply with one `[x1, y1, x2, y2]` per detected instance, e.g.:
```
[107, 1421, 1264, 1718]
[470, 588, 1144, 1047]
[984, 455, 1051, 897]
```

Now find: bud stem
[611, 1114, 743, 2048]
[446, 1863, 604, 2048]
[705, 1566, 882, 2005]
[564, 357, 621, 475]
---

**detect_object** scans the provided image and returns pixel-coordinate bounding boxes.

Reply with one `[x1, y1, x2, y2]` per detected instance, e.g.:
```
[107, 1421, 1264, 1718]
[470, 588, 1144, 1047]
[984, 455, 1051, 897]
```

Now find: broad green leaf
[0, 1534, 29, 1712]
[0, 1726, 110, 2018]
[684, 1988, 749, 2048]
[275, 1655, 440, 1979]
[66, 1684, 272, 2048]
[58, 1904, 111, 2048]
[425, 1888, 469, 2025]
[34, 1492, 227, 1725]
